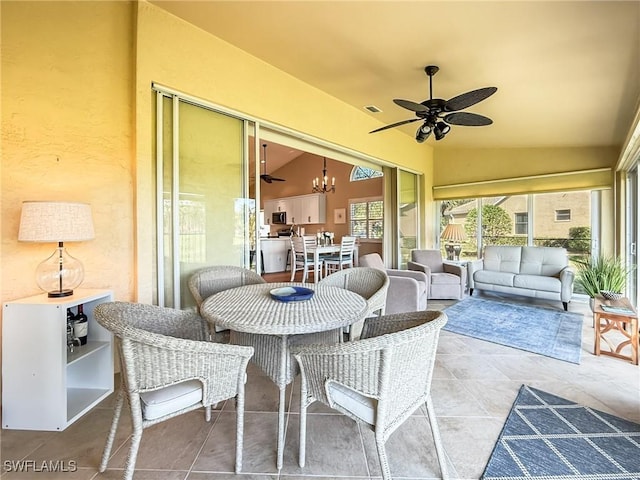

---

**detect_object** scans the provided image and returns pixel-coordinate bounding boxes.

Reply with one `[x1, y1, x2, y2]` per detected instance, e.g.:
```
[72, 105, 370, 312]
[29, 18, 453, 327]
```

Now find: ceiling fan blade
[445, 87, 497, 112]
[393, 99, 428, 113]
[444, 112, 493, 126]
[369, 117, 420, 134]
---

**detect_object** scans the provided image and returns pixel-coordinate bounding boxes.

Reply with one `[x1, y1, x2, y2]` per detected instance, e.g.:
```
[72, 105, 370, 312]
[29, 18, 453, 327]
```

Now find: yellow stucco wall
[433, 146, 617, 198]
[1, 1, 136, 303]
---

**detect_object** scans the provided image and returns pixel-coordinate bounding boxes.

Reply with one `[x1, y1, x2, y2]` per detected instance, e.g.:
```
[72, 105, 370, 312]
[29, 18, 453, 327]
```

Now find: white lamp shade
[19, 201, 95, 243]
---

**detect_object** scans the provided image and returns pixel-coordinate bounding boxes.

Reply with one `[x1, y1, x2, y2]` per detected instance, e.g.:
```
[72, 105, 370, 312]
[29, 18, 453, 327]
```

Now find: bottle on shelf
[73, 304, 88, 345]
[66, 308, 78, 352]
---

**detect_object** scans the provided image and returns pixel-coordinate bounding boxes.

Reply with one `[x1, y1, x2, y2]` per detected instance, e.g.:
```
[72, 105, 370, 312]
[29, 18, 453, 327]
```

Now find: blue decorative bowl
[270, 286, 315, 302]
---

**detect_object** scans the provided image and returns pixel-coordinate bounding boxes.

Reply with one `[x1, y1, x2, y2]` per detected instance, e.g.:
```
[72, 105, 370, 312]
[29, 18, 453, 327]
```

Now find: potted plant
[574, 255, 631, 307]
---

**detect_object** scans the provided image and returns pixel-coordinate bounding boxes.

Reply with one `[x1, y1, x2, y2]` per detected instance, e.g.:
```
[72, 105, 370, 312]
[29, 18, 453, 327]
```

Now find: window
[514, 212, 528, 235]
[350, 166, 383, 181]
[350, 197, 383, 240]
[555, 209, 571, 221]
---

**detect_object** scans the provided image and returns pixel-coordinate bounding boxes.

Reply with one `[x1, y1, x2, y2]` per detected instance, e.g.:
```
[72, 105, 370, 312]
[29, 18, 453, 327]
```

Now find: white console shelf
[2, 289, 114, 431]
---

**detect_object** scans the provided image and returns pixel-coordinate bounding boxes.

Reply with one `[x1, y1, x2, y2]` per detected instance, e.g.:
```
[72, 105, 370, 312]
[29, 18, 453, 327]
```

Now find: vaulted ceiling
[151, 1, 639, 150]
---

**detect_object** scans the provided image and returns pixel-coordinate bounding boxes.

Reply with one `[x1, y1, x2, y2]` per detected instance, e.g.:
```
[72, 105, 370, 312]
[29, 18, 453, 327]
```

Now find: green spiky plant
[573, 255, 630, 297]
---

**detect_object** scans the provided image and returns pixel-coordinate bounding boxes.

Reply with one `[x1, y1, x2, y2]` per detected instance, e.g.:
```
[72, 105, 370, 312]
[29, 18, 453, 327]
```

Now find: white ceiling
[151, 1, 639, 151]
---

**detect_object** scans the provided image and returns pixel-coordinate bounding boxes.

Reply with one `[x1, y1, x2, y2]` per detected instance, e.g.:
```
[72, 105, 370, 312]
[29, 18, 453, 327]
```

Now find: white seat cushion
[327, 380, 377, 425]
[140, 379, 203, 421]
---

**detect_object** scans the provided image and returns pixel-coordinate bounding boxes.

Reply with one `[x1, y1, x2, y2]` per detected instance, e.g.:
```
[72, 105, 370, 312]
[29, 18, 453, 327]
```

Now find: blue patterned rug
[443, 297, 583, 363]
[481, 385, 640, 480]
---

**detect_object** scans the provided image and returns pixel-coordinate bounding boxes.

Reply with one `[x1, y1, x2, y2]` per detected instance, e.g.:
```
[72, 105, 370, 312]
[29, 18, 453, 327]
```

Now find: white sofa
[467, 246, 575, 310]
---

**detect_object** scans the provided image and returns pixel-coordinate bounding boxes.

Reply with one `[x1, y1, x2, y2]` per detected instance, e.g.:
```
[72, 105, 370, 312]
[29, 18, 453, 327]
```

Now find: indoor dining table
[306, 244, 359, 283]
[201, 282, 368, 470]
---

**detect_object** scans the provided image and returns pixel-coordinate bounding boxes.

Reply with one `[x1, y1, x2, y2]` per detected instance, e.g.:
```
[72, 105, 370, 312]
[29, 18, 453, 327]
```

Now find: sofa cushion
[474, 270, 515, 287]
[514, 274, 561, 293]
[483, 246, 522, 274]
[520, 246, 568, 276]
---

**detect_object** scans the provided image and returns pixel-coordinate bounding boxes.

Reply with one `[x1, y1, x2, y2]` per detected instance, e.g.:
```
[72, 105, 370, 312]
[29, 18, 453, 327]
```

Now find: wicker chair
[95, 302, 254, 480]
[320, 267, 390, 340]
[188, 265, 265, 334]
[292, 310, 449, 480]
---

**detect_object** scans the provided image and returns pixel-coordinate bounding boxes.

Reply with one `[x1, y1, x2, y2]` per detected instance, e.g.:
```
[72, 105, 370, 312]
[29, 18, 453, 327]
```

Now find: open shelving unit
[2, 289, 114, 431]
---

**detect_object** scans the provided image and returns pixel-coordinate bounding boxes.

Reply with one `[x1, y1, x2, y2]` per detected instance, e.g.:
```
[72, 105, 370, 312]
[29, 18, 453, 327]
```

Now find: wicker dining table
[201, 282, 368, 470]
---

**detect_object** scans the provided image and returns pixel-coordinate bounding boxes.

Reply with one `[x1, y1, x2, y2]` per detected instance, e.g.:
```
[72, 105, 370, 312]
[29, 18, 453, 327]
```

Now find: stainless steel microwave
[272, 211, 287, 224]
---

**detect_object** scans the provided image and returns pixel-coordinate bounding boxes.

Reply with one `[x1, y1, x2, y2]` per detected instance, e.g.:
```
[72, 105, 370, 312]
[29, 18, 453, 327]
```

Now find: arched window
[350, 166, 383, 181]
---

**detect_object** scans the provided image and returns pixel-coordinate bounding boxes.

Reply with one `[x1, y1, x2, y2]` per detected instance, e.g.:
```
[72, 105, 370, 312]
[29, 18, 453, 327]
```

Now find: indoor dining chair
[94, 302, 254, 480]
[290, 235, 323, 282]
[323, 235, 357, 276]
[292, 310, 449, 480]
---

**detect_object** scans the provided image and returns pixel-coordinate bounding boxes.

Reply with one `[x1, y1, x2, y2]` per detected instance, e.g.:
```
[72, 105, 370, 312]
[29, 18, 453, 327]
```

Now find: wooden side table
[593, 295, 638, 365]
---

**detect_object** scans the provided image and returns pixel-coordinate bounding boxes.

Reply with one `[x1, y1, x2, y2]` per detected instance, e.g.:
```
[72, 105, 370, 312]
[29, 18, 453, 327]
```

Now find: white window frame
[349, 196, 383, 243]
[555, 209, 571, 221]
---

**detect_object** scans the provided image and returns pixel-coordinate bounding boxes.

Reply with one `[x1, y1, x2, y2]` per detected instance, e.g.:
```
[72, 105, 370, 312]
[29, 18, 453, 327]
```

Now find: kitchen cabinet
[2, 289, 114, 431]
[263, 199, 276, 225]
[263, 194, 326, 225]
[298, 193, 326, 224]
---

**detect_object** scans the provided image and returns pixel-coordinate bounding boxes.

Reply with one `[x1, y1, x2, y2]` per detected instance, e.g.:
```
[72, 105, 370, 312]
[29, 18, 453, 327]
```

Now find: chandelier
[312, 157, 335, 194]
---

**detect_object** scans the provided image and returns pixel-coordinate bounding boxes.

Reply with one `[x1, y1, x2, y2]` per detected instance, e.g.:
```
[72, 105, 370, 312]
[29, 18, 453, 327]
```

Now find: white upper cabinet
[264, 193, 326, 225]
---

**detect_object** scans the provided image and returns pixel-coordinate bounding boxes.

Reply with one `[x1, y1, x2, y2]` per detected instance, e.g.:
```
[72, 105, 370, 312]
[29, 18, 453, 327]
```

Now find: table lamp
[440, 223, 466, 261]
[18, 201, 95, 297]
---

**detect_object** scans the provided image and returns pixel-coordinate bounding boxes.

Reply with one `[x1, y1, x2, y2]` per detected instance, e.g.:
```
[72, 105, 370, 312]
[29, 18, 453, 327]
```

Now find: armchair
[358, 253, 427, 314]
[94, 302, 254, 480]
[408, 249, 466, 300]
[292, 310, 450, 480]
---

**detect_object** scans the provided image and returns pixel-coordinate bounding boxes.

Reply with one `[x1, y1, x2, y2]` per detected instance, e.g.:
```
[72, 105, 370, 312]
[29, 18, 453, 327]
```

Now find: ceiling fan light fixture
[434, 121, 450, 141]
[416, 124, 431, 143]
[437, 122, 451, 135]
[370, 65, 496, 142]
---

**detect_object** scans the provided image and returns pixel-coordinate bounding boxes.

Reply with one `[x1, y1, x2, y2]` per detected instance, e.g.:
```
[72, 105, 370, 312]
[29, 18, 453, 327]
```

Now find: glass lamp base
[35, 245, 84, 297]
[48, 289, 74, 298]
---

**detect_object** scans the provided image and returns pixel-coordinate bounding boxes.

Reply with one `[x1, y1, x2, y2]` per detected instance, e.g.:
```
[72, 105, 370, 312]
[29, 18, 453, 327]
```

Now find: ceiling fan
[260, 143, 285, 183]
[370, 65, 497, 142]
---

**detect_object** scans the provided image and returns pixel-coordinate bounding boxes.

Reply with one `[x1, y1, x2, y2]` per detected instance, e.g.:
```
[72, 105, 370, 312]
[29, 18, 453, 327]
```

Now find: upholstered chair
[408, 249, 466, 300]
[358, 253, 428, 314]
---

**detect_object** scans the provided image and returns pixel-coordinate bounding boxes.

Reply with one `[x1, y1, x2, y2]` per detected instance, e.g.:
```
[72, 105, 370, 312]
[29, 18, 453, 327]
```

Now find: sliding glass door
[397, 169, 419, 269]
[155, 92, 249, 309]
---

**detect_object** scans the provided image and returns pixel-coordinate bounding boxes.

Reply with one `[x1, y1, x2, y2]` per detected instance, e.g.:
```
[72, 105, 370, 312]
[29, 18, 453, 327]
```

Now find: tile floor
[1, 291, 639, 480]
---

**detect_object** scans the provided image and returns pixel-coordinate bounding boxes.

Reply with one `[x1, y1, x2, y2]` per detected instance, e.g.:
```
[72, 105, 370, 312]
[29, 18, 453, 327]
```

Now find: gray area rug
[481, 385, 640, 480]
[443, 296, 583, 363]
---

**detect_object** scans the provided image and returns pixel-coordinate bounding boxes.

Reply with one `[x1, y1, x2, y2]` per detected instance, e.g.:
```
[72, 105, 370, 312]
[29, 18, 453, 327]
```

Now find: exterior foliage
[465, 205, 512, 245]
